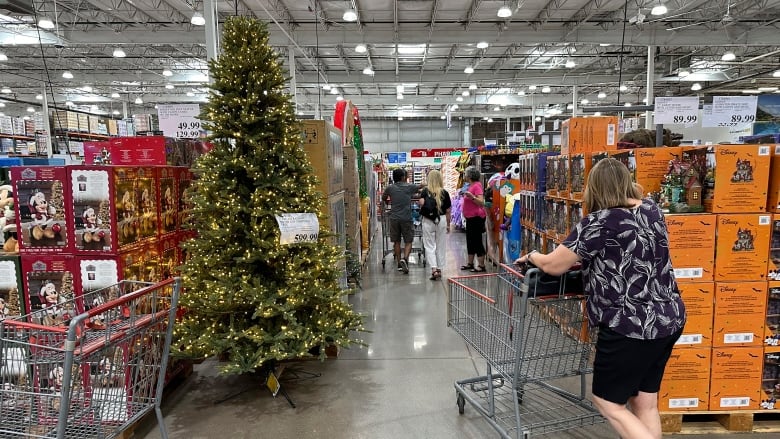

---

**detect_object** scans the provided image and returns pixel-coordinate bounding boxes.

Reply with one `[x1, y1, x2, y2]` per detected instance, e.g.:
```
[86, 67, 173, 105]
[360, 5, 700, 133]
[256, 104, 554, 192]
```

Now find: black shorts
[591, 326, 681, 405]
[389, 219, 413, 244]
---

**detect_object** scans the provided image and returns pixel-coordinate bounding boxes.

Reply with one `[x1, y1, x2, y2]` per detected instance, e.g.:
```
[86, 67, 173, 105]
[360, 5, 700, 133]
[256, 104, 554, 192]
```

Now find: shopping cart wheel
[457, 393, 465, 414]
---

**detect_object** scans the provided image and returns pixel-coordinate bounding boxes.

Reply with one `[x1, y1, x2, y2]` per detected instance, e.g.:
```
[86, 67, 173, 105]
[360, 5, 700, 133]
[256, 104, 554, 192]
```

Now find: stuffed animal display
[0, 184, 18, 253]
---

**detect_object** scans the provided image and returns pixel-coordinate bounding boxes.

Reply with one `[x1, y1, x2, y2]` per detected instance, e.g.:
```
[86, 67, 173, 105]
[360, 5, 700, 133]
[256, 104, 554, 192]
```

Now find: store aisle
[140, 231, 775, 439]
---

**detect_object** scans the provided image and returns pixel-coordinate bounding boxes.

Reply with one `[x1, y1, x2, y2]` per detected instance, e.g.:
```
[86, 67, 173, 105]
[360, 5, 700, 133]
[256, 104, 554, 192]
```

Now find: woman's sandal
[430, 270, 442, 280]
[460, 264, 474, 270]
[470, 266, 487, 273]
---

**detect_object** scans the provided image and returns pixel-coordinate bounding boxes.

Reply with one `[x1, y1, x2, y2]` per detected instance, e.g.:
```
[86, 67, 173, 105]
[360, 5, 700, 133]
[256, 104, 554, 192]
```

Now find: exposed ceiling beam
[463, 0, 483, 32]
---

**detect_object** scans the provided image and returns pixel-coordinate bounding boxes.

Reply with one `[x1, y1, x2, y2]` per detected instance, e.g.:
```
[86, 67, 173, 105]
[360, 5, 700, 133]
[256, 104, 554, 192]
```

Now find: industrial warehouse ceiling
[0, 0, 778, 119]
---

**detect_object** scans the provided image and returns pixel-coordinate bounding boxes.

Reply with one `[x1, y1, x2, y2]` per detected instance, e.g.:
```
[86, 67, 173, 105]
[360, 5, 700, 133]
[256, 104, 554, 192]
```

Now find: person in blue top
[382, 168, 421, 274]
[515, 158, 686, 439]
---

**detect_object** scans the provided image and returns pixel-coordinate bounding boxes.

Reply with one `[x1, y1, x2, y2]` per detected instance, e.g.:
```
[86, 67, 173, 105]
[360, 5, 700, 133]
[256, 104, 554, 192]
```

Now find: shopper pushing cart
[381, 168, 424, 273]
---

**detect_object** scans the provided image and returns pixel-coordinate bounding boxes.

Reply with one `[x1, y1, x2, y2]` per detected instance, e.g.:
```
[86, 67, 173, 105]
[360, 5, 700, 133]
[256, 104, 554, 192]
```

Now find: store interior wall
[360, 119, 465, 153]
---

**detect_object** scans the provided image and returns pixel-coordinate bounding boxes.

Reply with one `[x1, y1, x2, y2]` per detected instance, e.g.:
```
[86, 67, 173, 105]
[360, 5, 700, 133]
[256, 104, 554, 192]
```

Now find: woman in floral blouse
[515, 158, 686, 439]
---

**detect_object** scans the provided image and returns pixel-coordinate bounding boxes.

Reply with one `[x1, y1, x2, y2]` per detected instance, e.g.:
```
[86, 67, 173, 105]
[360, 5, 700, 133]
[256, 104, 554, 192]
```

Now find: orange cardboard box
[766, 283, 780, 346]
[710, 346, 763, 410]
[610, 147, 684, 196]
[765, 145, 780, 213]
[676, 283, 714, 347]
[761, 346, 780, 410]
[666, 214, 716, 282]
[715, 213, 771, 281]
[561, 116, 618, 155]
[713, 282, 767, 347]
[659, 347, 711, 411]
[683, 144, 771, 213]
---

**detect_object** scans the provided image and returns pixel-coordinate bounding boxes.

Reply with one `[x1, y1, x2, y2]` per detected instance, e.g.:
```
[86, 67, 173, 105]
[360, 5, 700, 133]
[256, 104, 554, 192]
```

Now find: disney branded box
[11, 166, 72, 254]
[666, 214, 716, 282]
[20, 254, 79, 327]
[713, 282, 767, 347]
[710, 346, 763, 410]
[658, 347, 711, 411]
[676, 283, 714, 347]
[714, 213, 771, 281]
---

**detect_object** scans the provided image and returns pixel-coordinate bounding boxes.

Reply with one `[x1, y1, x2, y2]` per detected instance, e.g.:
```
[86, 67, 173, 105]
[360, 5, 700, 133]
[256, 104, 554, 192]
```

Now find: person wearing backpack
[417, 170, 451, 280]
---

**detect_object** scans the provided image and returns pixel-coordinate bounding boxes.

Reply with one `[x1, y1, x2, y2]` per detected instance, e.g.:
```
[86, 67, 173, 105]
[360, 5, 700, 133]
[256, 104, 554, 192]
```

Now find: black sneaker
[397, 263, 403, 271]
[400, 259, 409, 274]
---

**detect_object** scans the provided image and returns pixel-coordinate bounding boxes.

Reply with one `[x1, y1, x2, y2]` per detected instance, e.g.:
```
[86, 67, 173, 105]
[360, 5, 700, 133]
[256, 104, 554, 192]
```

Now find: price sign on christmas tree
[157, 104, 203, 138]
[274, 213, 319, 245]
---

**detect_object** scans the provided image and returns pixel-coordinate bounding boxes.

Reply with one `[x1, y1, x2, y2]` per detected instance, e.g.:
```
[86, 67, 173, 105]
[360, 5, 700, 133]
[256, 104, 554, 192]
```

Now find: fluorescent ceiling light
[599, 44, 612, 47]
[565, 60, 576, 68]
[134, 97, 143, 104]
[336, 95, 345, 101]
[186, 91, 195, 97]
[26, 107, 34, 113]
[113, 110, 120, 115]
[35, 94, 42, 100]
[598, 91, 607, 98]
[62, 71, 73, 79]
[758, 87, 779, 92]
[541, 86, 551, 93]
[691, 83, 702, 91]
[397, 44, 426, 55]
[678, 69, 691, 77]
[624, 102, 632, 107]
[362, 66, 374, 75]
[397, 117, 403, 121]
[721, 51, 736, 61]
[330, 87, 339, 94]
[476, 41, 489, 49]
[581, 99, 589, 104]
[567, 104, 574, 110]
[487, 118, 494, 122]
[440, 115, 446, 120]
[65, 101, 74, 106]
[38, 17, 55, 29]
[0, 88, 10, 94]
[396, 94, 403, 100]
[355, 44, 367, 53]
[493, 106, 500, 111]
[191, 12, 206, 26]
[112, 48, 126, 58]
[162, 69, 173, 77]
[497, 6, 512, 18]
[322, 84, 331, 90]
[111, 92, 120, 98]
[535, 116, 542, 121]
[650, 4, 668, 16]
[462, 90, 470, 97]
[456, 96, 463, 102]
[619, 84, 628, 91]
[483, 116, 489, 120]
[528, 85, 537, 90]
[741, 89, 761, 94]
[451, 104, 458, 110]
[81, 85, 92, 92]
[518, 90, 525, 96]
[343, 9, 357, 22]
[165, 84, 175, 89]
[773, 70, 780, 78]
[595, 112, 602, 116]
[396, 85, 404, 93]
[464, 66, 474, 74]
[469, 84, 478, 90]
[0, 53, 7, 62]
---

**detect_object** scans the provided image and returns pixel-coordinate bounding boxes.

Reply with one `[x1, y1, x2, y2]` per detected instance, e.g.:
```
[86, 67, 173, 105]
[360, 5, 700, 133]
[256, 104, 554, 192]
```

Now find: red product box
[82, 141, 110, 164]
[156, 166, 178, 237]
[75, 243, 161, 297]
[158, 233, 181, 279]
[11, 166, 72, 254]
[109, 136, 167, 165]
[21, 254, 80, 327]
[176, 167, 194, 231]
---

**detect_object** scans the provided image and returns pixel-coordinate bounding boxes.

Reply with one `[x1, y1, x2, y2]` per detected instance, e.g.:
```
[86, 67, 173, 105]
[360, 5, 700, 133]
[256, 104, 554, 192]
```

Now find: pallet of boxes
[657, 143, 780, 434]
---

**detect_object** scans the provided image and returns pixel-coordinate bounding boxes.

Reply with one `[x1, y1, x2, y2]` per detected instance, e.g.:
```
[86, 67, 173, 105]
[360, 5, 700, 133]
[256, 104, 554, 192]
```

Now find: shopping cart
[0, 278, 181, 439]
[447, 265, 603, 438]
[378, 201, 426, 270]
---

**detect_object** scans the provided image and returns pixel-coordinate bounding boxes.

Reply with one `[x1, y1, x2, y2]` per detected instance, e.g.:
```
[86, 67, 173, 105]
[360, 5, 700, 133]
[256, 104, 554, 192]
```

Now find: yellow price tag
[266, 372, 281, 397]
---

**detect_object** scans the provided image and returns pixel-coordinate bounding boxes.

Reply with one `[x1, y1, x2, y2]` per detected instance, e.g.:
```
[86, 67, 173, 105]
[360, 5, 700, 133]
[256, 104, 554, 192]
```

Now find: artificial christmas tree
[174, 16, 363, 375]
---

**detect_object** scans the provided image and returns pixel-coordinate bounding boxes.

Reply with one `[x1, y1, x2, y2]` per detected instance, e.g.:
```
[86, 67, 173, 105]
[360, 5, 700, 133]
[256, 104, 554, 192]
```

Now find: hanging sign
[703, 96, 758, 127]
[410, 148, 464, 158]
[654, 97, 700, 125]
[386, 152, 408, 164]
[274, 213, 320, 245]
[157, 104, 202, 138]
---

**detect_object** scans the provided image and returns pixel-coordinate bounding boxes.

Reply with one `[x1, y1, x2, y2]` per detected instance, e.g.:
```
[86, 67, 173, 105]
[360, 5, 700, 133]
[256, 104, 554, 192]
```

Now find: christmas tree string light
[173, 17, 364, 374]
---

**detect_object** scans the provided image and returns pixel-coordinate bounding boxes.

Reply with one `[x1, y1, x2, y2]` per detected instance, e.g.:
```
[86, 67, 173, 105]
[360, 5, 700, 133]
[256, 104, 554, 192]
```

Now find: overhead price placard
[157, 104, 202, 138]
[703, 96, 758, 127]
[274, 213, 319, 245]
[654, 97, 700, 125]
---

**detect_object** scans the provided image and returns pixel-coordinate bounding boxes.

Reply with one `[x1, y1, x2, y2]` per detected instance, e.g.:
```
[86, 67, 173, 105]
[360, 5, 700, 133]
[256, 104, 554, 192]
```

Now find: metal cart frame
[0, 278, 181, 439]
[447, 265, 602, 438]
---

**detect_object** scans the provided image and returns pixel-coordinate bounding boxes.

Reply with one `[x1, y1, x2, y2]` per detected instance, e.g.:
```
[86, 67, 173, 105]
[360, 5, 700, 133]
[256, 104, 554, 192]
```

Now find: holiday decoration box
[709, 346, 763, 410]
[11, 166, 72, 254]
[714, 213, 771, 281]
[762, 346, 780, 410]
[300, 120, 344, 198]
[666, 214, 716, 282]
[0, 254, 25, 318]
[560, 116, 618, 155]
[20, 254, 80, 327]
[68, 166, 158, 254]
[682, 144, 771, 213]
[658, 347, 711, 411]
[712, 281, 767, 347]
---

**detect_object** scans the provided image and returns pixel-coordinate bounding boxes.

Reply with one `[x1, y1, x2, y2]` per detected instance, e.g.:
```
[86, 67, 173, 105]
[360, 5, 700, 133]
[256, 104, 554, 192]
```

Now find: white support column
[122, 101, 128, 119]
[572, 85, 578, 117]
[289, 46, 297, 114]
[41, 84, 52, 157]
[204, 0, 219, 64]
[464, 118, 472, 147]
[645, 45, 655, 128]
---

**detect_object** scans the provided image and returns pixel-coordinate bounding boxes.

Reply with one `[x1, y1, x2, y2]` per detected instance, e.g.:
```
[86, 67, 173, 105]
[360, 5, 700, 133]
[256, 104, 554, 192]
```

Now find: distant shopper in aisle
[460, 166, 487, 272]
[382, 168, 419, 274]
[418, 170, 452, 280]
[514, 158, 686, 439]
